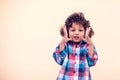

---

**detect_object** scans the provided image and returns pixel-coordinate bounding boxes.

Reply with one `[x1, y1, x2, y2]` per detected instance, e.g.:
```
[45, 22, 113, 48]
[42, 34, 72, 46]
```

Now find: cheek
[80, 32, 85, 38]
[69, 33, 73, 37]
[69, 32, 74, 38]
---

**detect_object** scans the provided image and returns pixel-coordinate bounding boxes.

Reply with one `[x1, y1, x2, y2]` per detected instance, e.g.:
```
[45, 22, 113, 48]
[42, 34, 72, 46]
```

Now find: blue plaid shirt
[53, 40, 98, 80]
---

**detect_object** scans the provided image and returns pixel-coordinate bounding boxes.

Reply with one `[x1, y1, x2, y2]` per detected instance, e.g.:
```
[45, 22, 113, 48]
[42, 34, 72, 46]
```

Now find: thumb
[83, 38, 86, 42]
[67, 37, 72, 41]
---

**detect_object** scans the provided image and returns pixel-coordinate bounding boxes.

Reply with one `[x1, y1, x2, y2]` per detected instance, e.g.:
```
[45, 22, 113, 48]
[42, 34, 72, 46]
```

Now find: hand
[59, 26, 71, 51]
[84, 27, 95, 57]
[84, 27, 93, 45]
[60, 26, 71, 44]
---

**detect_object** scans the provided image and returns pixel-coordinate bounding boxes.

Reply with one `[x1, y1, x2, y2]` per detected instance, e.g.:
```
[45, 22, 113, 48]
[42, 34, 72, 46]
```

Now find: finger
[85, 27, 91, 37]
[83, 36, 90, 43]
[85, 28, 88, 37]
[83, 38, 86, 42]
[63, 26, 68, 37]
[67, 37, 72, 41]
[60, 26, 64, 37]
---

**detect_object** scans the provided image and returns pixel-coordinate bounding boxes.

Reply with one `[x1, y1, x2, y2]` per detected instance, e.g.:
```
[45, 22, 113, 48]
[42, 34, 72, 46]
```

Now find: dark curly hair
[60, 12, 94, 38]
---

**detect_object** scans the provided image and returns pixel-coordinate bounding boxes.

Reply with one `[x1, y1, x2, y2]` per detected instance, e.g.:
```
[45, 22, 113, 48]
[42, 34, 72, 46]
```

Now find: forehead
[71, 23, 84, 29]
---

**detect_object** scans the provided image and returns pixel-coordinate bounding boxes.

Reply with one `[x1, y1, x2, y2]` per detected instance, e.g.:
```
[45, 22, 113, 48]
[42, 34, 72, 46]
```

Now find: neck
[73, 42, 80, 45]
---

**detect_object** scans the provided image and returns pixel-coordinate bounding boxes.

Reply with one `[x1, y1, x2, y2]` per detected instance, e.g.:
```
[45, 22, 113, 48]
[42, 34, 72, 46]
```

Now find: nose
[75, 30, 79, 34]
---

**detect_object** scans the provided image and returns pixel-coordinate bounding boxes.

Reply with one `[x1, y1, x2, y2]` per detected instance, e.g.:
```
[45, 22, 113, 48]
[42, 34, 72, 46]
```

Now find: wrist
[61, 38, 67, 44]
[59, 42, 66, 52]
[87, 43, 94, 46]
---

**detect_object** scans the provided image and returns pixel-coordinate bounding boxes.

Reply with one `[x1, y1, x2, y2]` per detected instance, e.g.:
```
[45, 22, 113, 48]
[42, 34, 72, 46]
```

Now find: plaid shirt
[53, 40, 98, 80]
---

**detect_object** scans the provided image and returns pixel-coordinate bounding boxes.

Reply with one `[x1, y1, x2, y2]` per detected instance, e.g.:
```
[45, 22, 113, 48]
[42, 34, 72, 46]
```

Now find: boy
[53, 12, 98, 80]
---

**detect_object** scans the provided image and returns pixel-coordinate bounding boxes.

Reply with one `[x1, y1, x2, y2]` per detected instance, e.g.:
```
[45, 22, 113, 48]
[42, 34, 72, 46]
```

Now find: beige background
[0, 0, 120, 80]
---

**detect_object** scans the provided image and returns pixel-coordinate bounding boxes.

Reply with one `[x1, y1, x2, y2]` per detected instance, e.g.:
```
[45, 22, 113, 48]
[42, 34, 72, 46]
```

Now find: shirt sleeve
[86, 46, 98, 67]
[53, 44, 67, 66]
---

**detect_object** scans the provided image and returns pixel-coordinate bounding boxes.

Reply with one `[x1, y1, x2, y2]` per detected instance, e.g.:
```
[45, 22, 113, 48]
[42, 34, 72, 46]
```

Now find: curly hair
[60, 12, 94, 38]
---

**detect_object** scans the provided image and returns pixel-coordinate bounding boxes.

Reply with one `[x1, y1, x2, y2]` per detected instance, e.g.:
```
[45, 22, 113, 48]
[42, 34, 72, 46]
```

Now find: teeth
[74, 37, 79, 41]
[74, 36, 79, 38]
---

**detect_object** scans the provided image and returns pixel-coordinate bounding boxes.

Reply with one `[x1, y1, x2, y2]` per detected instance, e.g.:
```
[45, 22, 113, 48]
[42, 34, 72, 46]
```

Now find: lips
[73, 36, 79, 39]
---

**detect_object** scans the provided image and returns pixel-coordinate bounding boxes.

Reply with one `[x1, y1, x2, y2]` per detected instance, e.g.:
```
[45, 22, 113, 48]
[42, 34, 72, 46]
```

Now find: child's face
[69, 23, 85, 43]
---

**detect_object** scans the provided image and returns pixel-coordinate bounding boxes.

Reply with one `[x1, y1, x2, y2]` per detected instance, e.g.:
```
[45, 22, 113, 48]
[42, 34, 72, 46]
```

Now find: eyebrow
[70, 27, 84, 29]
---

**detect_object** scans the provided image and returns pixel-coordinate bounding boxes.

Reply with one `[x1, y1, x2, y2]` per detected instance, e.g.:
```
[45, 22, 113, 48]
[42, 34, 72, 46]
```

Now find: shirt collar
[67, 40, 86, 46]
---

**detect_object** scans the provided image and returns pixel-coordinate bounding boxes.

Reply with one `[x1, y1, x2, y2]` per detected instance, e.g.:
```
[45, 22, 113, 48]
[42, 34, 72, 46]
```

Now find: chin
[73, 39, 83, 42]
[73, 40, 81, 43]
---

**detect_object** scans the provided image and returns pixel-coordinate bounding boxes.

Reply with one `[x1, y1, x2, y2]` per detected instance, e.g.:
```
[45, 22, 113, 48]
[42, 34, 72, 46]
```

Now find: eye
[79, 29, 84, 32]
[71, 29, 75, 32]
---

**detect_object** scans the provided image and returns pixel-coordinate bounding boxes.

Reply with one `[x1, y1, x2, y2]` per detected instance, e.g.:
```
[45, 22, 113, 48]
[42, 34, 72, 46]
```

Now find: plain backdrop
[0, 0, 120, 80]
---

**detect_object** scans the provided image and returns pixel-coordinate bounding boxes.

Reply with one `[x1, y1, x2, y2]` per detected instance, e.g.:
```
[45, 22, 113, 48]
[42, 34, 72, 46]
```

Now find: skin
[59, 23, 94, 57]
[69, 23, 85, 43]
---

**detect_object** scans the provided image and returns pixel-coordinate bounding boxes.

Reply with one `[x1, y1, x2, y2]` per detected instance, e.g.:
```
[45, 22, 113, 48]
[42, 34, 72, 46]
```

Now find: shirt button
[75, 53, 77, 55]
[76, 45, 77, 48]
[74, 70, 76, 73]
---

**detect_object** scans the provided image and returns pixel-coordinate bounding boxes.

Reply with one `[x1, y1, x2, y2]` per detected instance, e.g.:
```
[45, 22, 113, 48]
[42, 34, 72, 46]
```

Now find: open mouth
[73, 36, 80, 39]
